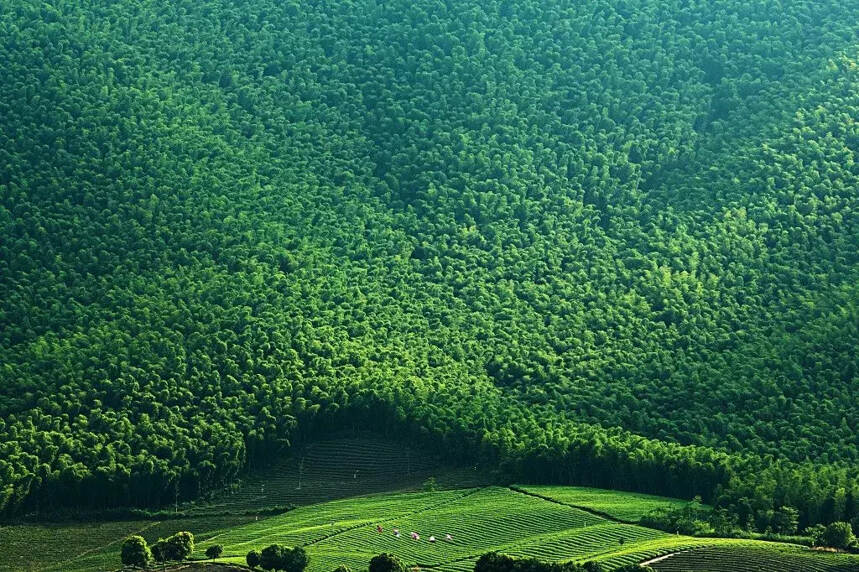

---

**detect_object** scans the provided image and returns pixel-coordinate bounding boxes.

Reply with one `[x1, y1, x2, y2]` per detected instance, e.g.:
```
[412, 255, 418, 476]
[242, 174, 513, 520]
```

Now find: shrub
[369, 553, 406, 572]
[120, 535, 151, 568]
[261, 544, 288, 571]
[166, 531, 195, 561]
[247, 549, 262, 569]
[206, 544, 224, 560]
[822, 521, 856, 549]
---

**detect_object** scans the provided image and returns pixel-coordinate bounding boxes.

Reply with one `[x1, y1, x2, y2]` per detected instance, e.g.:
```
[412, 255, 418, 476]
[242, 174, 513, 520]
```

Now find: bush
[261, 544, 288, 571]
[285, 546, 310, 572]
[120, 535, 152, 568]
[247, 549, 262, 569]
[151, 539, 168, 565]
[166, 531, 195, 561]
[369, 553, 406, 572]
[206, 544, 224, 560]
[822, 522, 856, 549]
[474, 552, 596, 572]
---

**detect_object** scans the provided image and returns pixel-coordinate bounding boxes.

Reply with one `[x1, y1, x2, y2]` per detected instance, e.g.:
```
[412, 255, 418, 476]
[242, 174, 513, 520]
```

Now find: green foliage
[0, 0, 858, 534]
[261, 544, 289, 571]
[640, 499, 712, 535]
[260, 544, 309, 572]
[286, 546, 311, 572]
[821, 522, 856, 550]
[247, 549, 262, 569]
[423, 477, 438, 492]
[369, 553, 406, 572]
[475, 552, 605, 572]
[804, 524, 827, 547]
[119, 535, 151, 568]
[165, 531, 194, 562]
[771, 507, 800, 536]
[205, 543, 223, 560]
[333, 565, 351, 572]
[151, 539, 168, 565]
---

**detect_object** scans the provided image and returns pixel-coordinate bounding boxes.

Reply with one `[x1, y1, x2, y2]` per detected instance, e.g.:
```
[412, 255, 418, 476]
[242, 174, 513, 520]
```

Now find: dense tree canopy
[1, 0, 858, 529]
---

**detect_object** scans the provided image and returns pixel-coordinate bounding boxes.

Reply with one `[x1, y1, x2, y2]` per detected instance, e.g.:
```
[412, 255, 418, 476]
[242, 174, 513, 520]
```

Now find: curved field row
[648, 544, 859, 572]
[582, 538, 803, 569]
[505, 524, 668, 562]
[515, 486, 696, 523]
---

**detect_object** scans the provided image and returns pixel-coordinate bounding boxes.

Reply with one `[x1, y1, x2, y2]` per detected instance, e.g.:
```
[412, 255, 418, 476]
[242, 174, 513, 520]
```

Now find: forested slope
[1, 0, 858, 529]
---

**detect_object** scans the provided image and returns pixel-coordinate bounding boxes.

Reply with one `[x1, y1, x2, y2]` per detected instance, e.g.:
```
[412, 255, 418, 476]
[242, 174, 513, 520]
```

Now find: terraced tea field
[191, 487, 857, 572]
[514, 485, 696, 522]
[647, 544, 859, 571]
[4, 485, 858, 572]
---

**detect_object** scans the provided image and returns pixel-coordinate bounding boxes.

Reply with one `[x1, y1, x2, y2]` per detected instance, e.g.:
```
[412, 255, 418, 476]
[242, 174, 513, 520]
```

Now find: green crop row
[515, 486, 695, 523]
[649, 544, 859, 572]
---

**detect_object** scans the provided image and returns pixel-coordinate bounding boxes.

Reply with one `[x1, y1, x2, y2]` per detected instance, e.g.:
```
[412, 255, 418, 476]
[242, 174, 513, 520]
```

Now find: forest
[1, 0, 858, 533]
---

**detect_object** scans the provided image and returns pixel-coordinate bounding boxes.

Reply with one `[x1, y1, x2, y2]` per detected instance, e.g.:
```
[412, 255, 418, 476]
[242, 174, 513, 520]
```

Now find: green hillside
[4, 486, 856, 572]
[1, 0, 859, 537]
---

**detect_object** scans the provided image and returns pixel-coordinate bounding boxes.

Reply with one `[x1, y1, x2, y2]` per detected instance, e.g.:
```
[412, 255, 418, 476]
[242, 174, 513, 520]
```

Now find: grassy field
[514, 485, 696, 522]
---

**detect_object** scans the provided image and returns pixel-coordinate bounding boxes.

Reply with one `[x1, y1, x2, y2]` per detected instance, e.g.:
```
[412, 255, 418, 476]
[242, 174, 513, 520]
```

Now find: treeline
[1, 0, 858, 533]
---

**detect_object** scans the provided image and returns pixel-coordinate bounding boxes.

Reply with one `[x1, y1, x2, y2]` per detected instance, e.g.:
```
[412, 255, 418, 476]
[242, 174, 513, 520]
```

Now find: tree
[423, 476, 437, 492]
[822, 521, 856, 549]
[369, 553, 406, 572]
[120, 535, 152, 568]
[474, 553, 516, 572]
[333, 566, 352, 572]
[206, 544, 224, 561]
[166, 531, 195, 561]
[261, 544, 288, 571]
[284, 546, 310, 572]
[804, 524, 826, 546]
[772, 506, 799, 535]
[247, 549, 262, 569]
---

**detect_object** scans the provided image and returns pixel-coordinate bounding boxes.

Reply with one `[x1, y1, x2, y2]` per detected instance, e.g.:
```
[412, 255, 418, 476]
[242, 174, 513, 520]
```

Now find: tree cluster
[1, 0, 857, 531]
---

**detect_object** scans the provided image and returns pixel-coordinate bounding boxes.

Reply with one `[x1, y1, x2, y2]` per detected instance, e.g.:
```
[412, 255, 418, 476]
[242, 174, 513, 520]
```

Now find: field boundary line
[507, 486, 636, 525]
[640, 549, 692, 566]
